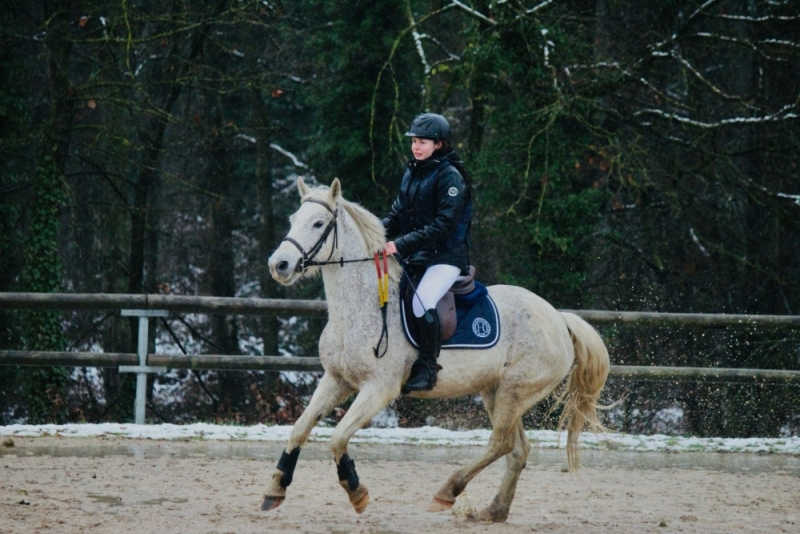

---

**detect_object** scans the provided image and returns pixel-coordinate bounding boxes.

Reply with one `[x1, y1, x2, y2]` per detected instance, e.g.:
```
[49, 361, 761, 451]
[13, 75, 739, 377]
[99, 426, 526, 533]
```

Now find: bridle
[282, 198, 340, 273]
[282, 198, 376, 273]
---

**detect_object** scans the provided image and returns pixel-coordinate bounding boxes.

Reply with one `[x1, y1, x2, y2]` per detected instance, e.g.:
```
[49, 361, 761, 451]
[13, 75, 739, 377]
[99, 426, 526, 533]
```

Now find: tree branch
[451, 1, 497, 26]
[634, 103, 799, 129]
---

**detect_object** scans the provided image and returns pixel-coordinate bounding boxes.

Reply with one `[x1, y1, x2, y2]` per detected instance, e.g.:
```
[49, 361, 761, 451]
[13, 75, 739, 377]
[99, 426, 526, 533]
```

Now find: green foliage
[473, 111, 609, 305]
[298, 0, 420, 209]
[448, 8, 609, 306]
[23, 157, 64, 296]
[19, 154, 69, 423]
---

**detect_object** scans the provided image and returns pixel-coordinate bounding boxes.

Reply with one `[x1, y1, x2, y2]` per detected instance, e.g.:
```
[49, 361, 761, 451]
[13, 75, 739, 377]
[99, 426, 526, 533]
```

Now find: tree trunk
[253, 90, 280, 357]
[20, 0, 75, 423]
[203, 93, 245, 419]
[122, 3, 220, 420]
[127, 4, 215, 292]
[205, 96, 240, 355]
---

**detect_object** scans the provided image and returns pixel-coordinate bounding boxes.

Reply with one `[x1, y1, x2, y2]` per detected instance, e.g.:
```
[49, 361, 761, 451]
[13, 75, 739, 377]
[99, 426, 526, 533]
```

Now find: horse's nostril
[277, 261, 289, 272]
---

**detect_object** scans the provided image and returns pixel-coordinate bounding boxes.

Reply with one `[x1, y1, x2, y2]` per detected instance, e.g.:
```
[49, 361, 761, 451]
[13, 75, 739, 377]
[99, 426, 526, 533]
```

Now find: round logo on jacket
[448, 187, 459, 197]
[472, 317, 491, 338]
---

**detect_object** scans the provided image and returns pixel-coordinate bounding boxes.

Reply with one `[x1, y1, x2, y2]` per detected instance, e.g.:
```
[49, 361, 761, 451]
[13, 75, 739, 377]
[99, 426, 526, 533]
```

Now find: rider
[382, 113, 472, 392]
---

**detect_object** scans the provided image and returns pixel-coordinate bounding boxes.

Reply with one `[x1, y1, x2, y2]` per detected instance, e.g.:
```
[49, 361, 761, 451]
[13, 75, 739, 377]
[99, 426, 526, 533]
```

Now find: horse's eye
[313, 221, 325, 229]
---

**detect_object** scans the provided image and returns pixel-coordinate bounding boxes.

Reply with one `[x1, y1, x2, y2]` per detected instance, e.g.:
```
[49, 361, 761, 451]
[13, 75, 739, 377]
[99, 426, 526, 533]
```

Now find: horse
[263, 177, 610, 522]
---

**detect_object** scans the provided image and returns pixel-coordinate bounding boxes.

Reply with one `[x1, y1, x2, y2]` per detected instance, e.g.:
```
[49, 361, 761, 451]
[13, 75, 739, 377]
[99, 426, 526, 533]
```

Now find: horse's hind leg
[329, 385, 395, 514]
[429, 390, 517, 513]
[474, 420, 529, 522]
[261, 372, 353, 511]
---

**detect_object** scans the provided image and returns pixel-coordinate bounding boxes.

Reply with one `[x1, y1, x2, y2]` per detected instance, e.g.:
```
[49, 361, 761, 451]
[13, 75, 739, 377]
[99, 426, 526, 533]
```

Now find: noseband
[283, 198, 340, 273]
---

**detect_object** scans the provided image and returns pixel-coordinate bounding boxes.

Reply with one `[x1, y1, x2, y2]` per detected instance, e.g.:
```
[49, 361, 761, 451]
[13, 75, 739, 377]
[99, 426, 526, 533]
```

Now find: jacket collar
[407, 147, 459, 178]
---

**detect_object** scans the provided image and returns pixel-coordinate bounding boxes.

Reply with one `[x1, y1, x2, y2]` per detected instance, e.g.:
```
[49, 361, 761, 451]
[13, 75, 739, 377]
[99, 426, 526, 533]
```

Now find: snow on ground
[2, 423, 799, 455]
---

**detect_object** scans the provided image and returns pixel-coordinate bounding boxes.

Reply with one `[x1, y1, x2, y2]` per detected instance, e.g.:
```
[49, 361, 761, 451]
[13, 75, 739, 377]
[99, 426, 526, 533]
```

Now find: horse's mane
[302, 185, 401, 280]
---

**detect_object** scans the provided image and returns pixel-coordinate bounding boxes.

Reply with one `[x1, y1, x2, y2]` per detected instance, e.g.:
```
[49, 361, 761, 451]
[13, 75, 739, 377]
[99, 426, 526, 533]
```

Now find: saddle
[402, 266, 476, 342]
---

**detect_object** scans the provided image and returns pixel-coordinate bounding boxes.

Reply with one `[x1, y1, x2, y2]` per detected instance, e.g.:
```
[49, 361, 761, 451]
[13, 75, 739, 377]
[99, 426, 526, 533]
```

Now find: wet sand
[2, 437, 798, 533]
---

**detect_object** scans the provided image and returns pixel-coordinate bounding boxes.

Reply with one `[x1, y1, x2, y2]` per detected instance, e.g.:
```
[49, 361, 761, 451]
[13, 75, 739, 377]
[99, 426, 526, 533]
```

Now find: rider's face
[411, 137, 442, 161]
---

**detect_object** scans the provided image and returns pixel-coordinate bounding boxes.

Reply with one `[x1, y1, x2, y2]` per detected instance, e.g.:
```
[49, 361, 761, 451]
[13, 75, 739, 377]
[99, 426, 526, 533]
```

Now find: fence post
[119, 310, 168, 424]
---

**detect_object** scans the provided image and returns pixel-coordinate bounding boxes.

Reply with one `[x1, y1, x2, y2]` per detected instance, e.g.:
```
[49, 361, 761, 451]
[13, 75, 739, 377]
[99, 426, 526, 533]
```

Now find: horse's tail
[557, 312, 610, 472]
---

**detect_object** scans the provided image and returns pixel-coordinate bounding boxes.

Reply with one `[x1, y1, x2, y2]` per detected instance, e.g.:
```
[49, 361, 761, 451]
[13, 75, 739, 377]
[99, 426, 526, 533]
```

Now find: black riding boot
[402, 309, 441, 393]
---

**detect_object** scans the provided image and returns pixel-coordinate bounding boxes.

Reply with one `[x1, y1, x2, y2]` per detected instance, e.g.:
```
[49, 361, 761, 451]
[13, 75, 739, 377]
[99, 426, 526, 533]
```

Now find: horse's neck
[321, 212, 391, 326]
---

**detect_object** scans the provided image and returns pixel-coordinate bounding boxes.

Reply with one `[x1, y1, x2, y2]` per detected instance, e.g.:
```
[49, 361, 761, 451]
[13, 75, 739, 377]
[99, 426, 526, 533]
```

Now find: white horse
[263, 178, 609, 522]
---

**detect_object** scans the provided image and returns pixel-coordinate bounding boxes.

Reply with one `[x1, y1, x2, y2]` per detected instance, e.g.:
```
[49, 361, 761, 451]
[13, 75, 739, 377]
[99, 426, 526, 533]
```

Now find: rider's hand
[384, 241, 397, 255]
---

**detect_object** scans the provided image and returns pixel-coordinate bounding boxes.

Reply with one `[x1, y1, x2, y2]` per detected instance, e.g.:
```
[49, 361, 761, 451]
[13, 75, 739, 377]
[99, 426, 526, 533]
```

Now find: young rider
[382, 113, 472, 392]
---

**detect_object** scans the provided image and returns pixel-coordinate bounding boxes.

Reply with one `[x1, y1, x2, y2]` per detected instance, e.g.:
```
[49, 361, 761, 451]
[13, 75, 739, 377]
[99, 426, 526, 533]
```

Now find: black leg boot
[402, 309, 441, 393]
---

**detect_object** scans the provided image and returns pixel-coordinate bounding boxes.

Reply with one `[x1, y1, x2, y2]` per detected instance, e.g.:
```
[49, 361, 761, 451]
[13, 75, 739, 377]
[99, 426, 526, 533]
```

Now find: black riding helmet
[405, 113, 451, 144]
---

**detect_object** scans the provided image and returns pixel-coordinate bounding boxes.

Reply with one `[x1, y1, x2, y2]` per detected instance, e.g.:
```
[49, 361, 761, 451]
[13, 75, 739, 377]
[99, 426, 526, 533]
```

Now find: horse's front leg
[330, 384, 396, 514]
[261, 372, 354, 511]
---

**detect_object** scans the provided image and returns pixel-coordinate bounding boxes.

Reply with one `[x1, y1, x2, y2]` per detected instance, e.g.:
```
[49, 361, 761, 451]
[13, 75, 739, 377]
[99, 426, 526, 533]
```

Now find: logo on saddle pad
[471, 317, 492, 338]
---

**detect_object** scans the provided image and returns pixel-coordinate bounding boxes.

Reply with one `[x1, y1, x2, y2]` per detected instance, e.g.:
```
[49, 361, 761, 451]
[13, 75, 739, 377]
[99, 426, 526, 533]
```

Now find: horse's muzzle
[268, 248, 300, 285]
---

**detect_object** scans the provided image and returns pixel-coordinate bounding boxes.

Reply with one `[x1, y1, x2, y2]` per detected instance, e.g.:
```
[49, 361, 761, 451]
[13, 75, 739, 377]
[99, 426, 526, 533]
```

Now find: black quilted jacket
[381, 148, 472, 273]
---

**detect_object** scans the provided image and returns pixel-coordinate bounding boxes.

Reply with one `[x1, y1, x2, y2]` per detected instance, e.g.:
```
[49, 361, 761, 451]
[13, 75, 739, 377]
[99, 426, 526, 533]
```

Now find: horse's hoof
[429, 497, 454, 512]
[260, 496, 285, 511]
[353, 491, 369, 514]
[476, 506, 509, 523]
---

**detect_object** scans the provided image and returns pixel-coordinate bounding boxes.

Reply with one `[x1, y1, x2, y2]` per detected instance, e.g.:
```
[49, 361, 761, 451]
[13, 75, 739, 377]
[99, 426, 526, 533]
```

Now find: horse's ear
[297, 177, 310, 198]
[329, 178, 342, 202]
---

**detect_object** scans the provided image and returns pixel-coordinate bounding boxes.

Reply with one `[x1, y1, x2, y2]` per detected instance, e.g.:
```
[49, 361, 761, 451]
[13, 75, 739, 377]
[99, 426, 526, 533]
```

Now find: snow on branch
[235, 134, 256, 144]
[690, 228, 711, 257]
[635, 103, 799, 129]
[564, 61, 621, 70]
[688, 0, 725, 23]
[668, 52, 750, 103]
[778, 192, 800, 206]
[278, 73, 311, 85]
[541, 28, 554, 67]
[634, 76, 691, 110]
[405, 2, 468, 76]
[451, 1, 497, 25]
[527, 0, 556, 14]
[696, 34, 800, 53]
[746, 178, 800, 207]
[715, 14, 800, 22]
[424, 35, 461, 65]
[512, 0, 556, 20]
[269, 143, 308, 169]
[405, 4, 431, 75]
[692, 32, 795, 61]
[412, 30, 432, 74]
[645, 0, 724, 60]
[760, 38, 800, 49]
[562, 61, 690, 111]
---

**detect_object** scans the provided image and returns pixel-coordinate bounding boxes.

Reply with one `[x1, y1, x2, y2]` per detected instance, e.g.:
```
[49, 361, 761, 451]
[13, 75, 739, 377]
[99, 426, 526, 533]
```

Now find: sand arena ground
[1, 437, 798, 534]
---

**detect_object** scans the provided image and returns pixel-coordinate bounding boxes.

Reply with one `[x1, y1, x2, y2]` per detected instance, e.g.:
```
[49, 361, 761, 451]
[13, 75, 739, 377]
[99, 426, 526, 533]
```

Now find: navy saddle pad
[400, 281, 501, 350]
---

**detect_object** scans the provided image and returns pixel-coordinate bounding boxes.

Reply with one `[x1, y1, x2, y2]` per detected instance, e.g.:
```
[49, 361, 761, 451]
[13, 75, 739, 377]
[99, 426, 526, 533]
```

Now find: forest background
[1, 0, 798, 438]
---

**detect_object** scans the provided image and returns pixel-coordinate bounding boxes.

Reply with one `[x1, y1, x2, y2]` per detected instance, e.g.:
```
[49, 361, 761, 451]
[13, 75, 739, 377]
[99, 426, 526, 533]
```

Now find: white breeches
[412, 264, 462, 318]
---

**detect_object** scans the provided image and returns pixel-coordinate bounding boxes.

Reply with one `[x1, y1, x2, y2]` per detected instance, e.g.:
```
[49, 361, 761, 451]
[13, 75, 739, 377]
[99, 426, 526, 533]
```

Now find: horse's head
[269, 177, 342, 285]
